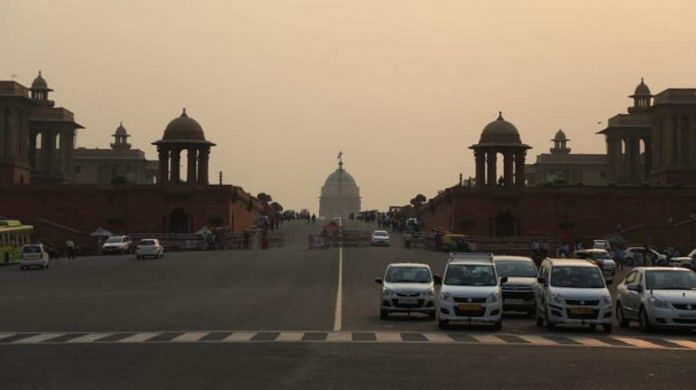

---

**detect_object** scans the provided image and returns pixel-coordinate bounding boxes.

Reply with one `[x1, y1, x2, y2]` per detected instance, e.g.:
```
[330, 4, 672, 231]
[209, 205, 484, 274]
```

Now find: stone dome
[479, 112, 522, 144]
[324, 166, 357, 187]
[114, 122, 128, 136]
[632, 77, 652, 97]
[163, 108, 206, 141]
[31, 71, 50, 90]
[553, 129, 567, 140]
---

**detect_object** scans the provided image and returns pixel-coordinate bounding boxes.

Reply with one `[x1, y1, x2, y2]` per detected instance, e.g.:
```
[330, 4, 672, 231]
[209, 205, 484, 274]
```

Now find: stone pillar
[198, 148, 209, 184]
[157, 146, 169, 184]
[28, 130, 37, 169]
[475, 149, 485, 187]
[515, 151, 526, 186]
[486, 151, 496, 187]
[606, 138, 617, 182]
[503, 151, 513, 187]
[627, 137, 640, 183]
[170, 147, 181, 183]
[643, 137, 652, 179]
[187, 148, 197, 184]
[41, 129, 53, 174]
[60, 129, 73, 178]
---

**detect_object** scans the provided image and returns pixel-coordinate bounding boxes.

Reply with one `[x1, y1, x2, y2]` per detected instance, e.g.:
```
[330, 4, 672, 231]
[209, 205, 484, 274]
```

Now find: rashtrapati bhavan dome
[319, 154, 361, 218]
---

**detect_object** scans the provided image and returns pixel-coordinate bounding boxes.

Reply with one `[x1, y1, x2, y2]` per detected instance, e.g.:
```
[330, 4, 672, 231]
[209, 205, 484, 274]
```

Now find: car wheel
[438, 319, 449, 329]
[616, 303, 629, 328]
[379, 310, 388, 320]
[602, 324, 613, 333]
[639, 307, 653, 332]
[544, 307, 555, 330]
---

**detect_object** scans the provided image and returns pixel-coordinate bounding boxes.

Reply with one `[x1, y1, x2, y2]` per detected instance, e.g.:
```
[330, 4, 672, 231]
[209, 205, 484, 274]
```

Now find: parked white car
[592, 240, 612, 251]
[370, 230, 391, 246]
[534, 258, 613, 333]
[20, 244, 50, 270]
[615, 267, 696, 331]
[375, 263, 439, 319]
[437, 254, 506, 329]
[102, 235, 133, 255]
[136, 239, 164, 260]
[624, 247, 667, 266]
[573, 249, 617, 282]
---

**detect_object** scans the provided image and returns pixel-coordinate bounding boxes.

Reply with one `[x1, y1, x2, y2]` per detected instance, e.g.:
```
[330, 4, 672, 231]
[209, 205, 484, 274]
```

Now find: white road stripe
[0, 333, 15, 340]
[327, 332, 352, 342]
[375, 332, 402, 343]
[67, 333, 113, 343]
[172, 332, 209, 342]
[222, 332, 256, 342]
[118, 333, 160, 343]
[333, 217, 343, 332]
[471, 335, 506, 344]
[667, 338, 696, 349]
[518, 335, 558, 346]
[612, 336, 665, 349]
[423, 333, 456, 343]
[13, 333, 64, 344]
[275, 332, 305, 342]
[570, 337, 612, 348]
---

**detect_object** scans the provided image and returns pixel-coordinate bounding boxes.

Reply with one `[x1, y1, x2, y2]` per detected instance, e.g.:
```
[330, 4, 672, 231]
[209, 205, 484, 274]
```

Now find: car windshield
[374, 231, 388, 237]
[495, 260, 537, 278]
[645, 271, 696, 290]
[385, 266, 431, 283]
[22, 246, 41, 253]
[551, 266, 605, 288]
[105, 237, 123, 243]
[140, 240, 156, 246]
[444, 264, 497, 286]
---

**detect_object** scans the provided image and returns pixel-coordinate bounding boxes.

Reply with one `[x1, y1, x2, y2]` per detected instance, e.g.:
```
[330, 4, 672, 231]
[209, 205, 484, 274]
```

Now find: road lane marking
[668, 339, 696, 349]
[471, 335, 506, 344]
[172, 332, 209, 342]
[222, 332, 255, 342]
[13, 333, 64, 344]
[569, 337, 612, 347]
[66, 333, 113, 343]
[375, 332, 402, 342]
[327, 332, 352, 342]
[333, 218, 343, 332]
[517, 335, 558, 346]
[612, 336, 665, 349]
[276, 332, 305, 342]
[118, 333, 160, 343]
[423, 333, 456, 343]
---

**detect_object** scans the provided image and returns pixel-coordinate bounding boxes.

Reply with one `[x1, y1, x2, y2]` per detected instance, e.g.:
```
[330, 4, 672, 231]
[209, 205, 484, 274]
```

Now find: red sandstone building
[0, 72, 263, 246]
[422, 80, 696, 250]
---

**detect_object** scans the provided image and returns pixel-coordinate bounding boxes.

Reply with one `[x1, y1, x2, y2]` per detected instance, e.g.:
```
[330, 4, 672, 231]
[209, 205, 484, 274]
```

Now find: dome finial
[497, 111, 503, 120]
[38, 70, 42, 77]
[181, 107, 188, 117]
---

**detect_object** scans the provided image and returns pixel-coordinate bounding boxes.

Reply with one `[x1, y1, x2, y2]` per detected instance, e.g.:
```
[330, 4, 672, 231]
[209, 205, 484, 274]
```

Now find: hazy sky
[2, 0, 696, 211]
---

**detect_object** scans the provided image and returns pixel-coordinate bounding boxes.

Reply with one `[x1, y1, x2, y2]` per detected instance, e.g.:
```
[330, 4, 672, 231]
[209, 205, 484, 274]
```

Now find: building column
[197, 148, 209, 185]
[503, 150, 513, 187]
[627, 136, 640, 183]
[41, 129, 54, 174]
[486, 151, 496, 187]
[170, 147, 181, 183]
[60, 129, 73, 179]
[157, 146, 169, 184]
[643, 137, 652, 179]
[606, 138, 618, 183]
[28, 130, 37, 169]
[475, 149, 485, 187]
[187, 148, 197, 184]
[515, 151, 526, 186]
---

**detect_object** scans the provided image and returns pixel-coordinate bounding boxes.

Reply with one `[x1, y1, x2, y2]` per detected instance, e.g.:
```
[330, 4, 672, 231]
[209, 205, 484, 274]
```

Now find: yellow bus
[0, 220, 34, 265]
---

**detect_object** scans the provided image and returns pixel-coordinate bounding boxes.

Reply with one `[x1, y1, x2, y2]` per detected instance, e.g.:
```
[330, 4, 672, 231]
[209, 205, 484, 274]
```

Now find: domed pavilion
[469, 112, 531, 187]
[319, 154, 361, 218]
[152, 108, 215, 185]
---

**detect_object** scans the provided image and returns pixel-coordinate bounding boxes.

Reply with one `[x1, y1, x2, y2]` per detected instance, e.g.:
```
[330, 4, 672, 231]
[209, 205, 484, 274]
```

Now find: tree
[410, 194, 427, 208]
[270, 202, 283, 212]
[257, 192, 272, 204]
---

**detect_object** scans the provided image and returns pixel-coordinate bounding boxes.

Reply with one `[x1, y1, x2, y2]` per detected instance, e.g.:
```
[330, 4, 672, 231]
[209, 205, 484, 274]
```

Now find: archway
[169, 208, 189, 234]
[495, 211, 516, 237]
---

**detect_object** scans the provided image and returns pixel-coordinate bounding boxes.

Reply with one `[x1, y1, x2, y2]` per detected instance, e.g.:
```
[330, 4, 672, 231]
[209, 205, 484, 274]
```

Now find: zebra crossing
[1, 330, 695, 350]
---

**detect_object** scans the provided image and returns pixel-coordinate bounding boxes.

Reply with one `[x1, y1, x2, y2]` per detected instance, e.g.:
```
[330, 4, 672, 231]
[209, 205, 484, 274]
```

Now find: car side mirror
[627, 284, 642, 293]
[433, 274, 442, 285]
[500, 276, 508, 284]
[375, 278, 383, 284]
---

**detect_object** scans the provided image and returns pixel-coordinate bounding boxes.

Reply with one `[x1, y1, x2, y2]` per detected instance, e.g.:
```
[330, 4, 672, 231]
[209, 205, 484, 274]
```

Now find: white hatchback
[20, 244, 50, 270]
[370, 230, 391, 246]
[615, 267, 696, 331]
[136, 239, 164, 260]
[437, 256, 506, 329]
[375, 263, 438, 319]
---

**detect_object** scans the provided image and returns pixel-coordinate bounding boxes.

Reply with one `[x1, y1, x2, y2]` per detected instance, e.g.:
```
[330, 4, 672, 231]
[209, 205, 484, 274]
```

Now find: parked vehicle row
[376, 252, 696, 333]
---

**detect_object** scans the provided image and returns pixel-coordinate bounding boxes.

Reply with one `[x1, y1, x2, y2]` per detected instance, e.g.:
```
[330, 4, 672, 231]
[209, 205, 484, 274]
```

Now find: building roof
[630, 77, 652, 97]
[532, 153, 606, 165]
[324, 166, 357, 187]
[553, 129, 567, 141]
[30, 71, 52, 91]
[162, 108, 206, 141]
[478, 112, 522, 144]
[114, 122, 128, 137]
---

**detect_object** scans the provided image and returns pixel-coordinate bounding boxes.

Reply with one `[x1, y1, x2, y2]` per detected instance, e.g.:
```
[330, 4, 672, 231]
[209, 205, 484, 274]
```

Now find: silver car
[375, 263, 439, 319]
[615, 267, 696, 331]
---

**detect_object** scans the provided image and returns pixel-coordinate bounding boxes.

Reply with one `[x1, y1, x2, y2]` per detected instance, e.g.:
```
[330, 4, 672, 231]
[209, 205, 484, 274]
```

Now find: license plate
[505, 299, 525, 305]
[458, 303, 482, 311]
[399, 298, 418, 305]
[570, 307, 593, 315]
[678, 313, 696, 319]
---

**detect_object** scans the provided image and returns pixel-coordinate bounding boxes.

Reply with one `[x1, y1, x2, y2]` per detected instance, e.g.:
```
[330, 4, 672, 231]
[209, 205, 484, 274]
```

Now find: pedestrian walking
[65, 239, 75, 259]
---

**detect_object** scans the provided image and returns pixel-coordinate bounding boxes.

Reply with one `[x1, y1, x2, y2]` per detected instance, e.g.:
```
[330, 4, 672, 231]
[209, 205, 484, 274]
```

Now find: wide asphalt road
[1, 220, 694, 389]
